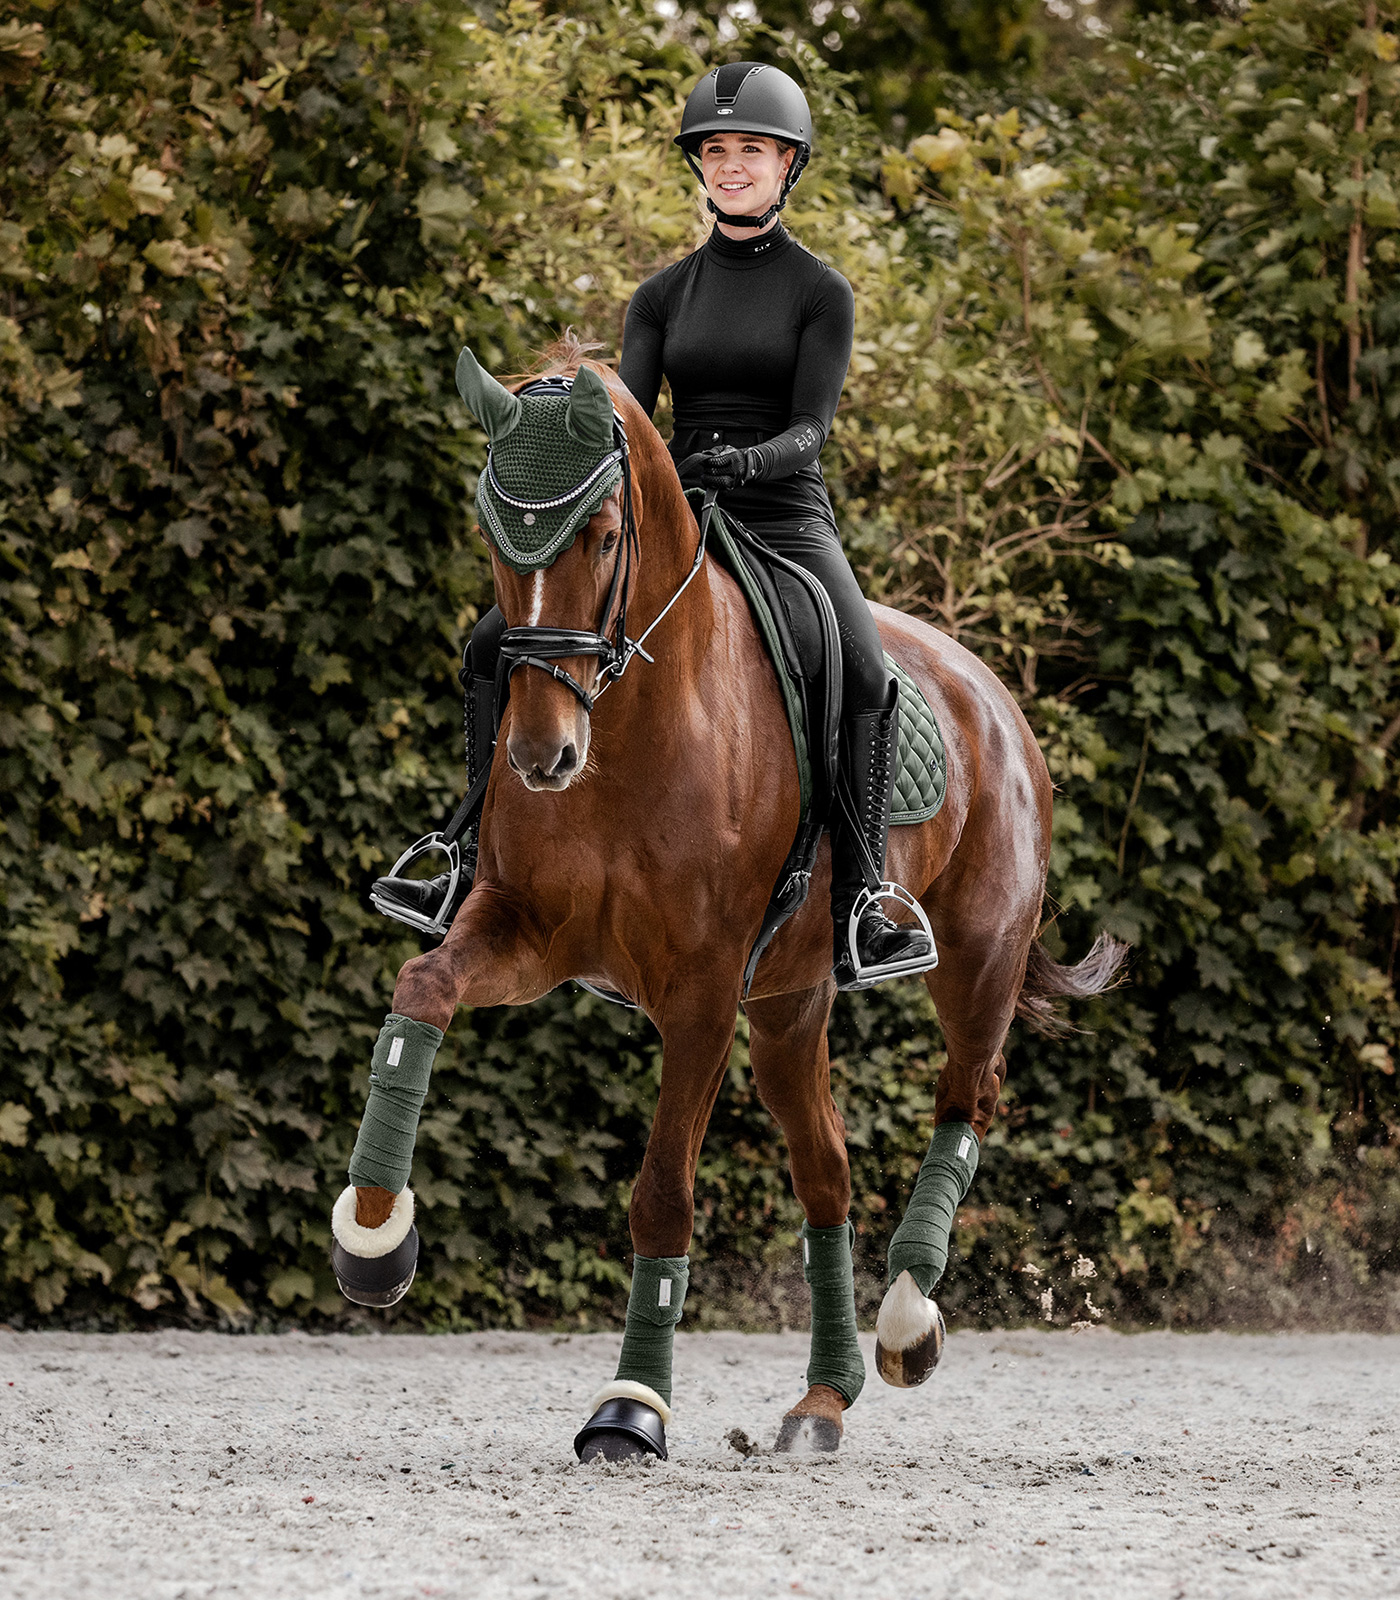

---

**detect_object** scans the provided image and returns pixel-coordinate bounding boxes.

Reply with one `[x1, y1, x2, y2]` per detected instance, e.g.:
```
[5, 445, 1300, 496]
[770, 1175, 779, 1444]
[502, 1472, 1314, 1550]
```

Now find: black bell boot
[370, 667, 497, 937]
[831, 685, 937, 991]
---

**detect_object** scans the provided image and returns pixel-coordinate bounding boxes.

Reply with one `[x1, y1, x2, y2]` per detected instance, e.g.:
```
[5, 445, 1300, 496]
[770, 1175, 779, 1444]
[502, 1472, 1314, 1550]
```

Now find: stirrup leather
[840, 883, 938, 991]
[369, 834, 463, 938]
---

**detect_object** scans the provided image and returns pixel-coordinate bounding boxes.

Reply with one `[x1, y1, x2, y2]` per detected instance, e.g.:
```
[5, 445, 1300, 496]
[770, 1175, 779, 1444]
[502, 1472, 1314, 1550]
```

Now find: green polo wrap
[802, 1219, 865, 1405]
[887, 1121, 980, 1297]
[346, 1013, 444, 1194]
[614, 1254, 689, 1406]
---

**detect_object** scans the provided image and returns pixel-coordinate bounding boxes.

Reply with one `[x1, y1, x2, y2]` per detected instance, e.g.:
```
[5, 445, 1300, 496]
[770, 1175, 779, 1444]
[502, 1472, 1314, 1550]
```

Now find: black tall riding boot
[369, 665, 498, 935]
[830, 682, 936, 991]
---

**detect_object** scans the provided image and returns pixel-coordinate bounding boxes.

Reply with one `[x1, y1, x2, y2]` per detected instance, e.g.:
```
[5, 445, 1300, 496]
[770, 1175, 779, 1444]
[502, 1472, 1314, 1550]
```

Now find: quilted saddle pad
[889, 655, 947, 826]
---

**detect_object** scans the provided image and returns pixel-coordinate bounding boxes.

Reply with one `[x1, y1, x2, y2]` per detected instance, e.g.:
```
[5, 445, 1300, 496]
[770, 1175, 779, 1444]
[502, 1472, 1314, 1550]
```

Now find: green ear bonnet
[456, 348, 625, 573]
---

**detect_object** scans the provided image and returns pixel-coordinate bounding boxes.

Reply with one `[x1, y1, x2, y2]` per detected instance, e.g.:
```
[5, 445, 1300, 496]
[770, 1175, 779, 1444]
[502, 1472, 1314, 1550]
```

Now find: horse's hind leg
[746, 981, 863, 1455]
[874, 900, 1037, 1388]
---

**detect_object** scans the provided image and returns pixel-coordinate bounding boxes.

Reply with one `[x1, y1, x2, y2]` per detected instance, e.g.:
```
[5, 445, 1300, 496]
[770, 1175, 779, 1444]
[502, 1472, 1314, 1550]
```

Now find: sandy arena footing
[1, 1327, 1396, 1599]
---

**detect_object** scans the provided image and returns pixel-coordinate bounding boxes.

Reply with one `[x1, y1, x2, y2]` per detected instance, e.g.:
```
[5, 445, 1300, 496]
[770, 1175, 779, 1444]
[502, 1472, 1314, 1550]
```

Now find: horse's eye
[601, 531, 619, 553]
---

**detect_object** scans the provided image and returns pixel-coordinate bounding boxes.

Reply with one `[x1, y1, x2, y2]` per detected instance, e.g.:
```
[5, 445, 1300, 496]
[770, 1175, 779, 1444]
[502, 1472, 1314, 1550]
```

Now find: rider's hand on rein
[698, 444, 755, 490]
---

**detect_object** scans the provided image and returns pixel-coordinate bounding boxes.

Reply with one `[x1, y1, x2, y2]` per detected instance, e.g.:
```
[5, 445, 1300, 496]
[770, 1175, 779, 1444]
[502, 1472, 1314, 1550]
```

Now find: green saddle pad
[889, 655, 947, 826]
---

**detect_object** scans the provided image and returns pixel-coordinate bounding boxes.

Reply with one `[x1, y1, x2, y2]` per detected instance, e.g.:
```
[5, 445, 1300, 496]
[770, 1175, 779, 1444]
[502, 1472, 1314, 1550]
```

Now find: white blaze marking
[387, 1037, 404, 1067]
[658, 1280, 672, 1308]
[528, 571, 544, 625]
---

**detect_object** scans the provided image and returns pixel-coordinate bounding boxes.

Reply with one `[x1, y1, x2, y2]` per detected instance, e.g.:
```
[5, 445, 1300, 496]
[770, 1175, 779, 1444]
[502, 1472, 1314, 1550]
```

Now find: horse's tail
[1015, 932, 1129, 1036]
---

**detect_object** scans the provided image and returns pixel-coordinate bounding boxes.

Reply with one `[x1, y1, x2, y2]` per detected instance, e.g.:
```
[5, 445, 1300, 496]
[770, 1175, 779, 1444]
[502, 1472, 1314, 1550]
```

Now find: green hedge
[1, 0, 1396, 1331]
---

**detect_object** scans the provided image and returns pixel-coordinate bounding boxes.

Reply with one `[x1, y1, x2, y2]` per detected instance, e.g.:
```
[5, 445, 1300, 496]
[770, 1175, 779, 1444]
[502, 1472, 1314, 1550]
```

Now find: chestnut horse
[359, 340, 1122, 1452]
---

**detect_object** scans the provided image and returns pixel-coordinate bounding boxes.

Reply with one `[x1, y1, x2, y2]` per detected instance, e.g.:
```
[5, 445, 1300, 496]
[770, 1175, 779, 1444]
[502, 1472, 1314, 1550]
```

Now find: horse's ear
[455, 347, 522, 440]
[564, 365, 615, 450]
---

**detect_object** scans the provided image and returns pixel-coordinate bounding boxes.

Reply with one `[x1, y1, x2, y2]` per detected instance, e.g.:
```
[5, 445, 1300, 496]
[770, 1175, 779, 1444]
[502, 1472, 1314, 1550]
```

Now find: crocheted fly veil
[457, 348, 624, 573]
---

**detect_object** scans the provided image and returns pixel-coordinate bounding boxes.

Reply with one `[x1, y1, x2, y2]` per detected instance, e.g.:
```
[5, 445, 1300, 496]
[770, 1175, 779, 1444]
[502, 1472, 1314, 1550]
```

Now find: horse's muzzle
[506, 729, 587, 791]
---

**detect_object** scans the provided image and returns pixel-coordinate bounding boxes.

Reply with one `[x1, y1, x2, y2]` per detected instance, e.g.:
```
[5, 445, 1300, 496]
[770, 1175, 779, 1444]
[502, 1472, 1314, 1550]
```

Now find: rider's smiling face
[699, 132, 794, 223]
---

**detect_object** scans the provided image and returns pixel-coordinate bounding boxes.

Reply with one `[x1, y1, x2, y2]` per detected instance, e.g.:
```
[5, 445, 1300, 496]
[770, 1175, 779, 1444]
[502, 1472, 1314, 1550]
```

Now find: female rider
[372, 63, 933, 990]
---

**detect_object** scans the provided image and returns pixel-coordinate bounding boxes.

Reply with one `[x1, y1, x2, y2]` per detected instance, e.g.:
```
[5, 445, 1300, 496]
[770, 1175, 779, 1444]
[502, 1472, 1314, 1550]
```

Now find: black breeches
[738, 517, 891, 716]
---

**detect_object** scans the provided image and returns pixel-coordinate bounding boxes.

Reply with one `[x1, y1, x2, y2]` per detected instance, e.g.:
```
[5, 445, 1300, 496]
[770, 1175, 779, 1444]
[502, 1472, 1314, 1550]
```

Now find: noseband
[492, 377, 710, 716]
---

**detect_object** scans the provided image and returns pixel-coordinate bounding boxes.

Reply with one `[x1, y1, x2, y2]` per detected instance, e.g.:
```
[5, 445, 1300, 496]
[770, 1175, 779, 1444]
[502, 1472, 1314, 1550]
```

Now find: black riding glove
[698, 444, 756, 491]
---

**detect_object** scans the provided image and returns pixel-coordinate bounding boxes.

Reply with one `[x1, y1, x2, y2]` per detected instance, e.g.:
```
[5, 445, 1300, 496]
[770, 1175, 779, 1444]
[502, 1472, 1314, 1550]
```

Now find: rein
[496, 393, 713, 715]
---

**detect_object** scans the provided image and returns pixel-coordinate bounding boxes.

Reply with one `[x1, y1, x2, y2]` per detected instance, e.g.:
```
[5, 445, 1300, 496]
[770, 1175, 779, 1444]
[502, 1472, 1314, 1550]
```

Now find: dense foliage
[1, 0, 1396, 1332]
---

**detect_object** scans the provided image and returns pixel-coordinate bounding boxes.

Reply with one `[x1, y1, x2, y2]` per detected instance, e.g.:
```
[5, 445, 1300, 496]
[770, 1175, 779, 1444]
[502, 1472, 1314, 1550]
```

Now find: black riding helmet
[674, 63, 813, 230]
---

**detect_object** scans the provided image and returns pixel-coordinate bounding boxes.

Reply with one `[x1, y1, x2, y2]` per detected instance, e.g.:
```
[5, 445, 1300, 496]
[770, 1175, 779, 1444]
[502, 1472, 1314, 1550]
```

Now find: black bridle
[493, 378, 710, 716]
[430, 430, 713, 864]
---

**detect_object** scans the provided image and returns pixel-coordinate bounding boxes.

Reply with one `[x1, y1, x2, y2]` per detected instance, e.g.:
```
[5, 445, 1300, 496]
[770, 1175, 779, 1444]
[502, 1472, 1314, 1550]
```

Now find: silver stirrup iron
[843, 883, 938, 991]
[368, 833, 462, 938]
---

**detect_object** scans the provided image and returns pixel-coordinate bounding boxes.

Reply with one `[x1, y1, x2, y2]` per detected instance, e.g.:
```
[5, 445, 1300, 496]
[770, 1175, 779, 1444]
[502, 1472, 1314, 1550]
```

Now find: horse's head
[458, 348, 647, 793]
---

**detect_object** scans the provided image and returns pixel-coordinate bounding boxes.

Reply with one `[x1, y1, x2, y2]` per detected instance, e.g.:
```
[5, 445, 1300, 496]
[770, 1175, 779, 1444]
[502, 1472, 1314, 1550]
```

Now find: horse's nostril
[555, 743, 578, 776]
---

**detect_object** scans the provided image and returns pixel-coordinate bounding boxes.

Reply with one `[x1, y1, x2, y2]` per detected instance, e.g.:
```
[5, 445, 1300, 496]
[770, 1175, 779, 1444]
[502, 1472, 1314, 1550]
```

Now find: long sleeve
[618, 277, 666, 420]
[745, 270, 854, 483]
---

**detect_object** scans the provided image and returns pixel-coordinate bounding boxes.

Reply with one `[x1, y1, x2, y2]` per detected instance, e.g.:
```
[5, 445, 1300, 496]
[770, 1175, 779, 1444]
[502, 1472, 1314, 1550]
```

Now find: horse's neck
[626, 472, 715, 692]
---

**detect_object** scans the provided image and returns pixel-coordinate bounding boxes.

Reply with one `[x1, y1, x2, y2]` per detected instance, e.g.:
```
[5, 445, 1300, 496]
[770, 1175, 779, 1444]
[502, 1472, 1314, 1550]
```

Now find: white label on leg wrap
[658, 1279, 672, 1308]
[957, 1136, 972, 1161]
[388, 1037, 404, 1067]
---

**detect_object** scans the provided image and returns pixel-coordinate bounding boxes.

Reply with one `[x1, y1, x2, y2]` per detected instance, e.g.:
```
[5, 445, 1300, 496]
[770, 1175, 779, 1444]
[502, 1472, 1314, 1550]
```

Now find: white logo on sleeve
[387, 1037, 405, 1067]
[957, 1136, 972, 1162]
[658, 1280, 672, 1308]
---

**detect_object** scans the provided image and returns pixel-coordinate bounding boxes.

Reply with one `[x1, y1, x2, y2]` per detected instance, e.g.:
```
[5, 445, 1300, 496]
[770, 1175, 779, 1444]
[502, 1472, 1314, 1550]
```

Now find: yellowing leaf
[908, 128, 968, 174]
[1015, 162, 1065, 197]
[128, 164, 175, 215]
[1231, 330, 1268, 371]
[420, 119, 458, 161]
[0, 1102, 31, 1146]
[144, 239, 187, 276]
[97, 132, 139, 163]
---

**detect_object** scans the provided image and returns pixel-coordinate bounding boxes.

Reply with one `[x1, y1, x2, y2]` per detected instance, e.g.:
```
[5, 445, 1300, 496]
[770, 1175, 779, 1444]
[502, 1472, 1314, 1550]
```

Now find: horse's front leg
[330, 886, 553, 1306]
[574, 987, 739, 1465]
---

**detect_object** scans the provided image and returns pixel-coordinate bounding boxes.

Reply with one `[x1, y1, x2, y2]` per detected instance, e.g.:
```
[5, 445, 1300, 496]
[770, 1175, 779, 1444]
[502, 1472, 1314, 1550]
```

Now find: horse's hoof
[577, 1429, 652, 1464]
[774, 1412, 842, 1453]
[874, 1269, 946, 1388]
[773, 1384, 845, 1454]
[330, 1185, 418, 1308]
[573, 1396, 667, 1463]
[331, 1230, 418, 1307]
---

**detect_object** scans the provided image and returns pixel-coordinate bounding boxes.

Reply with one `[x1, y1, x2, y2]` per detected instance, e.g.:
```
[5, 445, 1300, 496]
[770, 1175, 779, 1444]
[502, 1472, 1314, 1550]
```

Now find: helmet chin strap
[705, 193, 786, 229]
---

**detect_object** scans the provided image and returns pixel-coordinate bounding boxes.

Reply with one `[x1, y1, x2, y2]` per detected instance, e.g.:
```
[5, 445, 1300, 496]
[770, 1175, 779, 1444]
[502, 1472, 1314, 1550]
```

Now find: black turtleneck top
[618, 223, 854, 528]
